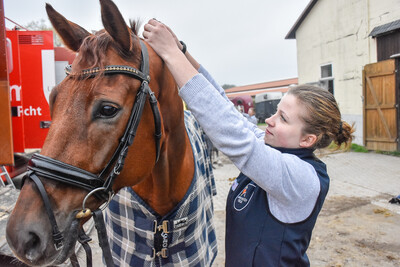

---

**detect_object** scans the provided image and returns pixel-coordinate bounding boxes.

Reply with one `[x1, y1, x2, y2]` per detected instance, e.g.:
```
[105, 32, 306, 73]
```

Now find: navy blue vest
[225, 147, 329, 267]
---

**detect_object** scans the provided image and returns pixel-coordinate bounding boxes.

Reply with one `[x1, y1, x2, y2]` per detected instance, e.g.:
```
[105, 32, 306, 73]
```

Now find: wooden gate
[363, 59, 399, 151]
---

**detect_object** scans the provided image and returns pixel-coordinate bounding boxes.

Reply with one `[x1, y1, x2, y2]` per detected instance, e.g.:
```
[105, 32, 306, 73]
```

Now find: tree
[24, 19, 62, 47]
[222, 84, 236, 90]
[24, 19, 49, 31]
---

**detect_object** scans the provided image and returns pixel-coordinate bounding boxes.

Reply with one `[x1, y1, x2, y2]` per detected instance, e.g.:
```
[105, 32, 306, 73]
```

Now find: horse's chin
[13, 241, 75, 267]
[53, 217, 81, 265]
[23, 214, 81, 266]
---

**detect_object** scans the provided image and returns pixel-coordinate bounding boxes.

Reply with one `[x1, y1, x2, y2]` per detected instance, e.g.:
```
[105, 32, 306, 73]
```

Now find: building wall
[295, 0, 400, 145]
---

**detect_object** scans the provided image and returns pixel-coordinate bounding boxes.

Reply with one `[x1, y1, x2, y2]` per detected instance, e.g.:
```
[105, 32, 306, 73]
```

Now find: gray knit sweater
[179, 66, 321, 223]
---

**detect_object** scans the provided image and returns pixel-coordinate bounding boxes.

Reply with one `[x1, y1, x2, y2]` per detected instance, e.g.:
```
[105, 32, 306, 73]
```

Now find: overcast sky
[4, 0, 310, 86]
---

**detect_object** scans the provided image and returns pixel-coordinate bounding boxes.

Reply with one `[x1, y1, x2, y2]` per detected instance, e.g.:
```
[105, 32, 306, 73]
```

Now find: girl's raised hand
[143, 19, 181, 59]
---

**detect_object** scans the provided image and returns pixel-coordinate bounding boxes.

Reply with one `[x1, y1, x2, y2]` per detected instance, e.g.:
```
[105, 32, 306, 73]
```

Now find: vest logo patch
[233, 183, 256, 211]
[173, 217, 188, 230]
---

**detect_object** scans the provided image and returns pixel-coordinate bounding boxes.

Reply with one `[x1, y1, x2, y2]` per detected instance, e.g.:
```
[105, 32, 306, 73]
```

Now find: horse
[5, 0, 217, 266]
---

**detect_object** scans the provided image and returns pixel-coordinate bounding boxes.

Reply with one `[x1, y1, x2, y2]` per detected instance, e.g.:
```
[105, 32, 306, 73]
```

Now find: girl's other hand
[143, 19, 181, 59]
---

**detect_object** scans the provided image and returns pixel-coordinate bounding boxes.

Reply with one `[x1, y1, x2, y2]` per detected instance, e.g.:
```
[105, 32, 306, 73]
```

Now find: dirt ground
[307, 195, 400, 267]
[211, 196, 400, 267]
[210, 196, 400, 267]
[209, 151, 400, 267]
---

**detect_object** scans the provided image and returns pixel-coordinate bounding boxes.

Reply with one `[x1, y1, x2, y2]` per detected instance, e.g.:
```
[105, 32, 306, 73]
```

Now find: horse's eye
[98, 105, 119, 118]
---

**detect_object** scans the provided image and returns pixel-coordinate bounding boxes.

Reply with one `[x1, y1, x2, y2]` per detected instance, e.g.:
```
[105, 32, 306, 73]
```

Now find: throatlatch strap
[78, 229, 93, 267]
[70, 253, 80, 267]
[80, 241, 93, 267]
[92, 210, 114, 267]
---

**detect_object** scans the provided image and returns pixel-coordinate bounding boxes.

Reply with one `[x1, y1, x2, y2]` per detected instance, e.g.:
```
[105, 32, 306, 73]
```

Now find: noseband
[23, 41, 162, 266]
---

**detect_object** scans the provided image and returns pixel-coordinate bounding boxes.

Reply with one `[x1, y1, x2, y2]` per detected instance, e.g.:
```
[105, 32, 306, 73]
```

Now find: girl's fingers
[142, 30, 148, 39]
[143, 22, 159, 40]
[147, 18, 159, 26]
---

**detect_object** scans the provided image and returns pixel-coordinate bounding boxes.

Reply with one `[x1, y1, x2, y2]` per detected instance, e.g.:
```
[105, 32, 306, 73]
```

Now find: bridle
[23, 40, 161, 267]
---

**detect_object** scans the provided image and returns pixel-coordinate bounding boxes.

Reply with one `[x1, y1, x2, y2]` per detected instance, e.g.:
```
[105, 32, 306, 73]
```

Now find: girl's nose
[265, 116, 274, 127]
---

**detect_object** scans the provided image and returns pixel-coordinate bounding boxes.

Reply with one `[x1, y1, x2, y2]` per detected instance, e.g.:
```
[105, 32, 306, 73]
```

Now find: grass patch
[350, 144, 400, 157]
[325, 143, 368, 152]
[375, 150, 400, 157]
[351, 143, 369, 153]
[326, 142, 352, 151]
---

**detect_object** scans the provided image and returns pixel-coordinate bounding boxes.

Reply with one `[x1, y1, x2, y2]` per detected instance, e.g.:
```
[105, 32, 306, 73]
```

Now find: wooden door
[363, 59, 399, 151]
[0, 1, 14, 165]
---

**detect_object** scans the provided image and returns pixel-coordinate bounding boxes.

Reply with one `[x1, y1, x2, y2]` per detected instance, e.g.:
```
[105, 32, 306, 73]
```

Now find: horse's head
[6, 0, 190, 265]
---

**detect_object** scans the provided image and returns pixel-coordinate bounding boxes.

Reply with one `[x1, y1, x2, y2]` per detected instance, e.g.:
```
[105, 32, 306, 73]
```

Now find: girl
[143, 19, 354, 266]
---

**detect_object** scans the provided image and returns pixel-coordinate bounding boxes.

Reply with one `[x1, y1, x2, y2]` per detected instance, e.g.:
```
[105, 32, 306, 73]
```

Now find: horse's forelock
[76, 26, 141, 70]
[65, 24, 142, 95]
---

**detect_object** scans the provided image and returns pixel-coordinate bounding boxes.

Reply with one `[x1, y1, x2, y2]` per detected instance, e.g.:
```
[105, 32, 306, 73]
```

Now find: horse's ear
[45, 3, 90, 52]
[100, 0, 132, 53]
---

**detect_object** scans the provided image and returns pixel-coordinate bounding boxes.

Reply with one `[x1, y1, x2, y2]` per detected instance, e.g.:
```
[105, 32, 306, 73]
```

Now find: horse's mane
[129, 19, 142, 36]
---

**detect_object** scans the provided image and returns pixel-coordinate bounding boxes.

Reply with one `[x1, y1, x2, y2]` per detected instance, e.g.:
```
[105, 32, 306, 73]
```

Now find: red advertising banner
[7, 30, 55, 152]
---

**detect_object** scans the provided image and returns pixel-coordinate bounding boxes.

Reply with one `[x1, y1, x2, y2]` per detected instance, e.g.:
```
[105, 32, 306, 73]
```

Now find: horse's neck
[133, 116, 194, 216]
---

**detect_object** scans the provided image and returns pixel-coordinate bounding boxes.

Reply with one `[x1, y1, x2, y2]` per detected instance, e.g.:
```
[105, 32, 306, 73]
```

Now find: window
[320, 63, 334, 94]
[369, 19, 400, 61]
[321, 64, 332, 78]
[376, 31, 400, 61]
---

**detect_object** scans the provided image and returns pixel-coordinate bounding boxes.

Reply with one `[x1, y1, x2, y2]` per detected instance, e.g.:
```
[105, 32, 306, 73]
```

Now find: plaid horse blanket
[105, 111, 217, 266]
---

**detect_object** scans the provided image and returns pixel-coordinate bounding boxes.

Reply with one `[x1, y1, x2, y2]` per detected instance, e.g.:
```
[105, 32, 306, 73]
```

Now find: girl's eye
[98, 105, 120, 118]
[280, 115, 287, 122]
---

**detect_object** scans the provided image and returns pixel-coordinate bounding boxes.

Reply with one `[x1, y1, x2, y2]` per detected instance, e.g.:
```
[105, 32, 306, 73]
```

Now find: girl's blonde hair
[287, 85, 355, 149]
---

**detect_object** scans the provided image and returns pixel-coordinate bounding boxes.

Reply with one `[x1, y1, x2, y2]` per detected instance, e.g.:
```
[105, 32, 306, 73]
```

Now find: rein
[23, 40, 162, 267]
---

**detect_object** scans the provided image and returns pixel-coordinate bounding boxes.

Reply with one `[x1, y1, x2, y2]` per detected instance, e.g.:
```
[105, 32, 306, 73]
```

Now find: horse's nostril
[24, 232, 42, 263]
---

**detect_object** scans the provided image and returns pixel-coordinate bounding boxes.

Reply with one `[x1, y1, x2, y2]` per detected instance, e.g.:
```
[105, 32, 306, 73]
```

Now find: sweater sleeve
[197, 65, 265, 140]
[179, 72, 320, 223]
[198, 65, 229, 101]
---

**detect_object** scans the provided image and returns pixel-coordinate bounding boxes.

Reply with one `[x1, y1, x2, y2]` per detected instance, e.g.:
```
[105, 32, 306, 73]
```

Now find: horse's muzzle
[5, 178, 80, 266]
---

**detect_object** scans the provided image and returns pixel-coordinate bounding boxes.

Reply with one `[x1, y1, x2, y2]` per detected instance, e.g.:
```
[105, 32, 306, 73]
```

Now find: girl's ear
[299, 134, 317, 148]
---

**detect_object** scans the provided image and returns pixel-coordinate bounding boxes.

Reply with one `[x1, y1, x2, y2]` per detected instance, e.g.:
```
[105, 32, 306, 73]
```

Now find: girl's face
[264, 94, 316, 149]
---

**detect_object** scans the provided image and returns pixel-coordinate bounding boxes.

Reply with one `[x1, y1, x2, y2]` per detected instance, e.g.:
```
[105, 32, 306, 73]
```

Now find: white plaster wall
[294, 0, 400, 145]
